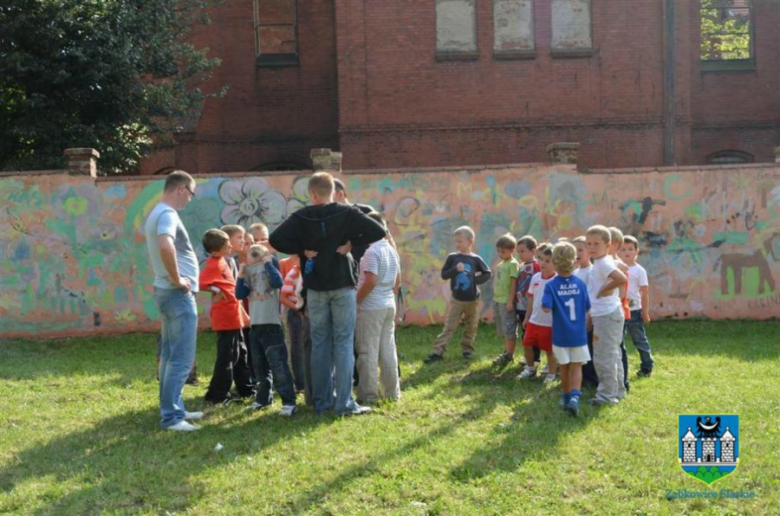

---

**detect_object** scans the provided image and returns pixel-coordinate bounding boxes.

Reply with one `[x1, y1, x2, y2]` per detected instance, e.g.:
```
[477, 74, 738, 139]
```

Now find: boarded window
[700, 0, 753, 61]
[551, 0, 592, 53]
[254, 0, 298, 67]
[493, 0, 535, 55]
[436, 0, 478, 58]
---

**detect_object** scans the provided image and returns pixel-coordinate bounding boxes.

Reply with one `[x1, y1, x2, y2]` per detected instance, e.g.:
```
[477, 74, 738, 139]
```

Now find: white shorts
[553, 345, 591, 365]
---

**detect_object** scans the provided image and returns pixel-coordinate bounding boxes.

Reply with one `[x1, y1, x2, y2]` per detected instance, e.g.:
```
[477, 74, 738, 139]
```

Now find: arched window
[706, 150, 754, 165]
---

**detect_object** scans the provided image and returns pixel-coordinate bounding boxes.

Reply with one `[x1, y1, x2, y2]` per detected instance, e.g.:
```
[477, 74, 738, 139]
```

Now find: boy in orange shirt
[199, 229, 254, 404]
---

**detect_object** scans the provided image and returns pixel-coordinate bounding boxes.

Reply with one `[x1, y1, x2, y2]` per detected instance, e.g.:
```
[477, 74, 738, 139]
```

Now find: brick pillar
[64, 148, 100, 177]
[546, 142, 580, 165]
[311, 148, 343, 172]
[773, 146, 780, 163]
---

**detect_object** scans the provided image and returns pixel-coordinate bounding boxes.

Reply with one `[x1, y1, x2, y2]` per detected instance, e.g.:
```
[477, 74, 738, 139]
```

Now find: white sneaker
[166, 420, 199, 432]
[543, 374, 557, 384]
[280, 405, 297, 417]
[184, 411, 203, 421]
[540, 364, 549, 375]
[516, 367, 537, 380]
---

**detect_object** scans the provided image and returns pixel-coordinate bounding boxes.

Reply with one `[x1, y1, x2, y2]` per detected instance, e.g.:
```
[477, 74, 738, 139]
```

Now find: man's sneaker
[589, 396, 615, 406]
[543, 374, 557, 384]
[339, 404, 372, 417]
[492, 353, 514, 366]
[540, 364, 549, 375]
[566, 397, 580, 417]
[516, 367, 537, 380]
[184, 411, 204, 421]
[637, 369, 653, 378]
[166, 420, 199, 432]
[424, 353, 443, 364]
[280, 405, 297, 417]
[462, 351, 473, 360]
[251, 402, 271, 411]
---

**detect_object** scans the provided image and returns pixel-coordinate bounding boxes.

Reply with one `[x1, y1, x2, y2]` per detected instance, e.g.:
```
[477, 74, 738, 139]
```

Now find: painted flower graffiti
[219, 178, 292, 229]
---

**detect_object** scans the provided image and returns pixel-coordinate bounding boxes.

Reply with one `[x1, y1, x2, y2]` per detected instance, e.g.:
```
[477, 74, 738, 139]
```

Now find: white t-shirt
[573, 264, 592, 287]
[357, 239, 400, 310]
[587, 255, 622, 317]
[528, 272, 556, 327]
[627, 263, 649, 310]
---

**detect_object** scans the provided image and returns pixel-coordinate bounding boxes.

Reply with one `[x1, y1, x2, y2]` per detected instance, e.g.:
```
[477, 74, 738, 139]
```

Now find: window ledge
[551, 48, 597, 59]
[256, 53, 299, 68]
[701, 59, 756, 73]
[436, 51, 479, 62]
[494, 50, 536, 60]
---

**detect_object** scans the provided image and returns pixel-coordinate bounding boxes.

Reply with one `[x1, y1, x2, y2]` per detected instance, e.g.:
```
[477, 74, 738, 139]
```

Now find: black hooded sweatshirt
[269, 203, 387, 292]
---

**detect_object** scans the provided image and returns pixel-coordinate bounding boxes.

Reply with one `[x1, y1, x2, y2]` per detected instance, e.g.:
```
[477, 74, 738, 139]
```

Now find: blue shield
[678, 414, 739, 484]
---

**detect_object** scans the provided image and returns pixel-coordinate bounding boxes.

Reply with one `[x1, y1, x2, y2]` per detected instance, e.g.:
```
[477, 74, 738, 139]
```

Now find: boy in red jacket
[199, 229, 254, 404]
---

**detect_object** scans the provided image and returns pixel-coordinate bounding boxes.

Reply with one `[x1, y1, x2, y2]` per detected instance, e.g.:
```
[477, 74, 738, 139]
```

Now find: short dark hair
[367, 210, 387, 230]
[623, 235, 639, 248]
[309, 172, 335, 197]
[496, 233, 517, 250]
[202, 229, 229, 254]
[164, 170, 194, 192]
[333, 178, 346, 193]
[516, 235, 538, 251]
[220, 224, 245, 237]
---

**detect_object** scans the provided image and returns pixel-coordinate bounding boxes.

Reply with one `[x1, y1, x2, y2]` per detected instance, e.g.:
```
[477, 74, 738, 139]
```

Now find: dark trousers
[287, 309, 312, 399]
[582, 329, 599, 388]
[250, 324, 297, 407]
[620, 334, 630, 390]
[205, 329, 254, 402]
[243, 326, 255, 384]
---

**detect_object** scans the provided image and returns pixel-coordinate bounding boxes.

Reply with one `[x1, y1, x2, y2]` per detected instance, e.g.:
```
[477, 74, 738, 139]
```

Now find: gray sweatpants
[592, 306, 626, 403]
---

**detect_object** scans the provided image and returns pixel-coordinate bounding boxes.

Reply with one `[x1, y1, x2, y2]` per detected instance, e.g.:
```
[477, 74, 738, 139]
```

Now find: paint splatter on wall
[1, 164, 778, 338]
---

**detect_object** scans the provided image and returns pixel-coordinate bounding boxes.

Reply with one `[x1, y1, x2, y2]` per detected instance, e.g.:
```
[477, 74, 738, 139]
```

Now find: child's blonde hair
[572, 235, 586, 244]
[552, 242, 577, 274]
[608, 227, 624, 248]
[496, 233, 517, 250]
[586, 225, 611, 244]
[454, 226, 475, 241]
[248, 244, 270, 260]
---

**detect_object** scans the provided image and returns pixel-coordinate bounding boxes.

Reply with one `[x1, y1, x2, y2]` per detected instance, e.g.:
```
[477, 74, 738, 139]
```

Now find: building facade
[138, 0, 780, 174]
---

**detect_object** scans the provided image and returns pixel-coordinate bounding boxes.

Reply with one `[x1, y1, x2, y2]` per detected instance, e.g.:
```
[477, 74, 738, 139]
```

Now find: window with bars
[700, 0, 753, 68]
[254, 0, 298, 67]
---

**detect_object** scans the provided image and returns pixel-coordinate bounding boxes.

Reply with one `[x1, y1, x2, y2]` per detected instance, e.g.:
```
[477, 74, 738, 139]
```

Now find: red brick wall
[139, 0, 339, 174]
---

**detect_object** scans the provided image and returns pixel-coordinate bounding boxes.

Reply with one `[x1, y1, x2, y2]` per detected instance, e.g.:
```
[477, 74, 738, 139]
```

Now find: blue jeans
[250, 324, 296, 406]
[155, 287, 198, 428]
[625, 310, 654, 372]
[307, 288, 359, 414]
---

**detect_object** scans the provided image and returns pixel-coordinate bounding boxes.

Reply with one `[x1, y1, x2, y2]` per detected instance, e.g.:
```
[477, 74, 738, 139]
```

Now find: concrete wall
[1, 163, 779, 339]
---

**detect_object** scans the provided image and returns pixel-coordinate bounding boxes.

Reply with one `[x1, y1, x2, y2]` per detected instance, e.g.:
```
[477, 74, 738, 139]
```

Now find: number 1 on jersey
[565, 298, 576, 321]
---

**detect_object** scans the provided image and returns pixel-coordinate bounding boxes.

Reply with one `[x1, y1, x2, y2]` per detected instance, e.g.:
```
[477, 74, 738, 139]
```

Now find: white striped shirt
[357, 239, 400, 310]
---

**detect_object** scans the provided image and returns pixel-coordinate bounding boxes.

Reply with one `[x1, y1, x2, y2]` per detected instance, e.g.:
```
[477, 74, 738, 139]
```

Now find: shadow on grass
[0, 398, 326, 514]
[284, 361, 596, 512]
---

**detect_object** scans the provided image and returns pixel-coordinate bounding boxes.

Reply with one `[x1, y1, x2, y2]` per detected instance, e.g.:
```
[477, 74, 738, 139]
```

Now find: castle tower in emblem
[682, 427, 697, 462]
[721, 427, 735, 462]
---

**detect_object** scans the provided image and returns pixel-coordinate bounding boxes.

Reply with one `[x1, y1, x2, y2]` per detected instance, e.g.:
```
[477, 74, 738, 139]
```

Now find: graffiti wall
[1, 163, 778, 338]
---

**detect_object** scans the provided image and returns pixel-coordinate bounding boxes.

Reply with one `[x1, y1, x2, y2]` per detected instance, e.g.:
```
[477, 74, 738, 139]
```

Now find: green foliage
[0, 0, 222, 174]
[700, 0, 752, 61]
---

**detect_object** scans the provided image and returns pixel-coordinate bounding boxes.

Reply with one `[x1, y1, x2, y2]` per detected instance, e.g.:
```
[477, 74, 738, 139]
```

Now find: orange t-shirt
[199, 256, 249, 331]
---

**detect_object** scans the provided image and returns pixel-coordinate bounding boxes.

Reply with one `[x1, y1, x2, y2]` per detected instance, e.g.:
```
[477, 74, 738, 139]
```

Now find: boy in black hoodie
[269, 172, 386, 416]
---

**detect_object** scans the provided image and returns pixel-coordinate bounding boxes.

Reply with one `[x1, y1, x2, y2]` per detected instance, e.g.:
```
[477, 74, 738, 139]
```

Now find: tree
[0, 0, 222, 174]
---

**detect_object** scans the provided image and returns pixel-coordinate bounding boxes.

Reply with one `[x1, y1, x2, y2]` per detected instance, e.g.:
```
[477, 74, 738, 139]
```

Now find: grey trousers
[592, 306, 627, 403]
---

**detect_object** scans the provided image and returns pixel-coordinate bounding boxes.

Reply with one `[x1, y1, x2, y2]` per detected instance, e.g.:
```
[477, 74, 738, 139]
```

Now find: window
[436, 0, 478, 60]
[700, 0, 753, 70]
[493, 0, 535, 59]
[551, 0, 593, 57]
[706, 150, 754, 164]
[254, 0, 298, 67]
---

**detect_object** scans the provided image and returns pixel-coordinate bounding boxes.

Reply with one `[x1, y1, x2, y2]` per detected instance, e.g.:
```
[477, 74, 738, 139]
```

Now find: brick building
[138, 0, 780, 174]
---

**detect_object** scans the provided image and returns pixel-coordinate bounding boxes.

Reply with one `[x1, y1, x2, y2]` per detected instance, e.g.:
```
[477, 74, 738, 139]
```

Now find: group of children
[425, 224, 655, 416]
[197, 173, 403, 417]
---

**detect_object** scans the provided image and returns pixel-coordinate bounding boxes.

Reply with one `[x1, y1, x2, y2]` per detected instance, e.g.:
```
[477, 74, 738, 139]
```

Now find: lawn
[1, 320, 778, 514]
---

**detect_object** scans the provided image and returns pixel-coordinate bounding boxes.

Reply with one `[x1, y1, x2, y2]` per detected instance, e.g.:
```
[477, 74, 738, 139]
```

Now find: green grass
[1, 320, 779, 514]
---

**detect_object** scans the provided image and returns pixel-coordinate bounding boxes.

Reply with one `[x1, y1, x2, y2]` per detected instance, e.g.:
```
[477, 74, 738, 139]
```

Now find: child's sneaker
[516, 367, 537, 380]
[566, 397, 580, 417]
[251, 401, 271, 411]
[543, 373, 557, 384]
[637, 369, 652, 378]
[424, 353, 443, 364]
[492, 352, 514, 366]
[462, 351, 473, 360]
[540, 364, 549, 375]
[558, 395, 567, 408]
[519, 356, 527, 366]
[280, 405, 297, 417]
